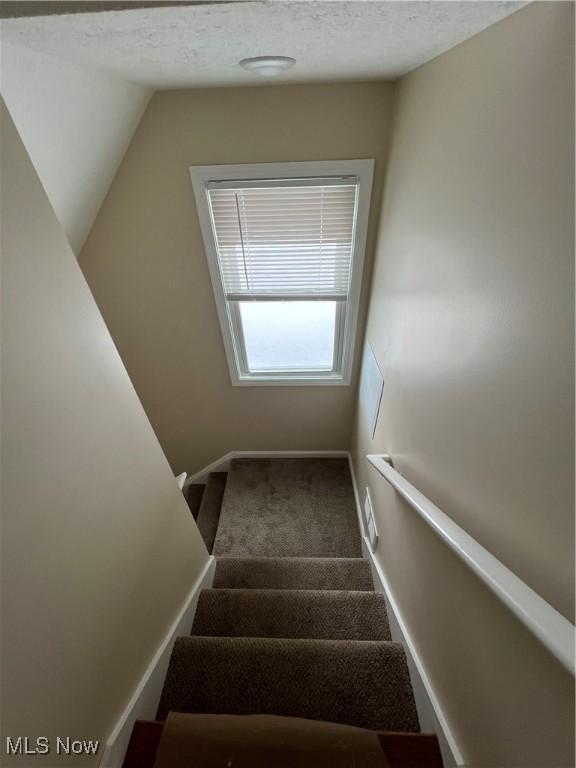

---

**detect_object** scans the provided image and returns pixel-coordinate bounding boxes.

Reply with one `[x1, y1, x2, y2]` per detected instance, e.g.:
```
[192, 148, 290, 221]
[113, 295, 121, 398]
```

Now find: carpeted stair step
[192, 589, 391, 640]
[213, 556, 374, 591]
[123, 719, 444, 768]
[182, 484, 205, 521]
[195, 473, 227, 553]
[157, 636, 419, 732]
[212, 458, 362, 557]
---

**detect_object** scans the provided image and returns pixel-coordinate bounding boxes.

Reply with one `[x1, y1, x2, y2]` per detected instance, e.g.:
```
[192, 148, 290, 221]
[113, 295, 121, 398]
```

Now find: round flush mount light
[239, 56, 296, 77]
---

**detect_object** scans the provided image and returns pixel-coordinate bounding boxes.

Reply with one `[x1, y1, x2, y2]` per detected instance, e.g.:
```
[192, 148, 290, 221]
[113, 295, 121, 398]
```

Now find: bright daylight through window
[191, 161, 373, 384]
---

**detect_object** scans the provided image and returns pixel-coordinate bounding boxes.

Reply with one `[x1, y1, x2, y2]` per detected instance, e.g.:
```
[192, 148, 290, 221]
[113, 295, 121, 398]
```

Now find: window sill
[232, 373, 351, 387]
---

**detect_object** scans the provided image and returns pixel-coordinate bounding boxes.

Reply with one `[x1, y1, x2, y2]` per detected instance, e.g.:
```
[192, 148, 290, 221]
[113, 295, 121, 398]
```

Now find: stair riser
[213, 557, 374, 591]
[192, 589, 391, 641]
[183, 483, 205, 521]
[195, 473, 227, 553]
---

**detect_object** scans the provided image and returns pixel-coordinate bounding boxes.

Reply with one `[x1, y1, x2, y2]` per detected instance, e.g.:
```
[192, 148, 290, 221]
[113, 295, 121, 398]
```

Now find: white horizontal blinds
[207, 178, 358, 301]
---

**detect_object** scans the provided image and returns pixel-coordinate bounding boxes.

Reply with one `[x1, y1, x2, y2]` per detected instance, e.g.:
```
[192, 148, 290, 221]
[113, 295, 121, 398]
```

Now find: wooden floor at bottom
[123, 719, 444, 768]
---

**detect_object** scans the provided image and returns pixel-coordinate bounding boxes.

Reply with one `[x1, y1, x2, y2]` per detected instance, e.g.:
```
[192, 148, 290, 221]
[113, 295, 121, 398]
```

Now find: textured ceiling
[0, 1, 528, 89]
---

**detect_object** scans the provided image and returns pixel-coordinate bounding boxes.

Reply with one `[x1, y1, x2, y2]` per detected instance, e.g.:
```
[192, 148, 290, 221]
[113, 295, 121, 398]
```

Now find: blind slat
[208, 180, 358, 299]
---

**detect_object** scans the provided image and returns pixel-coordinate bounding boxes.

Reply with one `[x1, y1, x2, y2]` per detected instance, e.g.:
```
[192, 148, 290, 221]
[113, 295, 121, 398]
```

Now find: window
[191, 160, 374, 385]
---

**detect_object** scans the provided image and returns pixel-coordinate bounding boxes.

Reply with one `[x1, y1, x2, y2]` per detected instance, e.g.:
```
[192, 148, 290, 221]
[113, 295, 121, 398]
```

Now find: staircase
[125, 458, 443, 767]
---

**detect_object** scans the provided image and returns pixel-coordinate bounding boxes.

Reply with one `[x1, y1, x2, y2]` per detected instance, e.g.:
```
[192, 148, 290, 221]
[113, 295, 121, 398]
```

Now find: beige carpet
[156, 460, 420, 741]
[192, 588, 391, 640]
[212, 556, 374, 591]
[213, 458, 362, 557]
[157, 636, 419, 732]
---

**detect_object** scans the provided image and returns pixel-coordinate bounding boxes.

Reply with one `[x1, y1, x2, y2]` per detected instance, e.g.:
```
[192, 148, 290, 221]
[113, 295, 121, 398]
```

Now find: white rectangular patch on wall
[359, 343, 384, 438]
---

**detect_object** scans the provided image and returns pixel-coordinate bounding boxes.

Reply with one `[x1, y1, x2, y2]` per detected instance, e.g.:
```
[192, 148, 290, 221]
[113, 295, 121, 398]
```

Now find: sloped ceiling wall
[79, 83, 394, 474]
[0, 40, 151, 253]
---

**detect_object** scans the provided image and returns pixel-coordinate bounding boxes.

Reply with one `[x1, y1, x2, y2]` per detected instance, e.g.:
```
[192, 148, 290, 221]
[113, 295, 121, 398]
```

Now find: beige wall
[1, 101, 209, 764]
[352, 3, 574, 766]
[79, 83, 394, 474]
[0, 40, 151, 254]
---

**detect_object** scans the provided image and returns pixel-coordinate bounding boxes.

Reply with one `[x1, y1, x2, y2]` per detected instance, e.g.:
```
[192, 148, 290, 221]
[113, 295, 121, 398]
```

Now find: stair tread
[157, 636, 419, 732]
[213, 556, 374, 591]
[195, 473, 227, 553]
[192, 588, 391, 640]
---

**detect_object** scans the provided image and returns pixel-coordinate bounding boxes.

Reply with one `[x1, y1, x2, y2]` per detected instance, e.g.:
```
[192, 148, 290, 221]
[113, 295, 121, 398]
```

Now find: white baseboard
[99, 556, 216, 768]
[184, 450, 350, 486]
[347, 454, 464, 768]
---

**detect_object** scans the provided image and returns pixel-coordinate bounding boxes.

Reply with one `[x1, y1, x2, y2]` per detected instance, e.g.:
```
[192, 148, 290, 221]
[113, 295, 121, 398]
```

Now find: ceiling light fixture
[239, 56, 296, 77]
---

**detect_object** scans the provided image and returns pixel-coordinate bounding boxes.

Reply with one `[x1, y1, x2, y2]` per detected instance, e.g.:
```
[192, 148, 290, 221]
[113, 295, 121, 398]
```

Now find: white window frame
[190, 159, 374, 386]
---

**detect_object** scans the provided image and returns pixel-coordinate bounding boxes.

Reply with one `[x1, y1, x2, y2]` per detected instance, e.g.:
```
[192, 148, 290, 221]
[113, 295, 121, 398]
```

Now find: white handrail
[367, 453, 575, 676]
